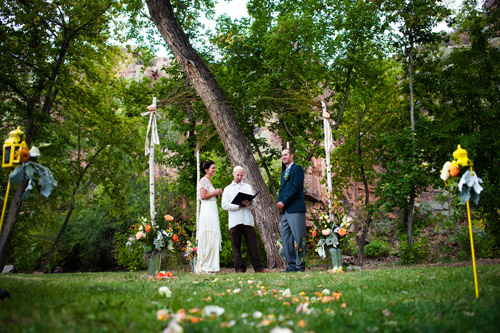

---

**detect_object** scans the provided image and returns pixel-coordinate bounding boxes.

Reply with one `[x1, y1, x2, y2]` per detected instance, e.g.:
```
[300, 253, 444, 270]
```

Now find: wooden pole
[195, 149, 200, 237]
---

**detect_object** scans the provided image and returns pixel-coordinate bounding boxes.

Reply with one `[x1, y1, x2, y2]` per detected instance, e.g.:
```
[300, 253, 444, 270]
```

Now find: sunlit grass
[1, 264, 499, 332]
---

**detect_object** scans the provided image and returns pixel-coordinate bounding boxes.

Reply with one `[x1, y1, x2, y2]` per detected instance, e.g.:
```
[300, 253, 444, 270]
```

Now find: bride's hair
[200, 160, 215, 175]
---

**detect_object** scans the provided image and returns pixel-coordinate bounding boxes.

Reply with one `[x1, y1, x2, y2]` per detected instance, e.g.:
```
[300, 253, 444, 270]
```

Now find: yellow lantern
[452, 144, 471, 167]
[2, 126, 28, 169]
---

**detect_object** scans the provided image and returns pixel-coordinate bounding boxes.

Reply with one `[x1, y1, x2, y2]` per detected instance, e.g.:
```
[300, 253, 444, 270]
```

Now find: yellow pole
[0, 179, 11, 234]
[466, 199, 479, 298]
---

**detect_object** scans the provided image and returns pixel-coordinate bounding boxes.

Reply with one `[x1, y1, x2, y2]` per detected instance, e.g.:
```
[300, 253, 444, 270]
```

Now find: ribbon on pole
[143, 97, 159, 226]
[195, 149, 200, 241]
[322, 101, 334, 197]
[142, 97, 160, 156]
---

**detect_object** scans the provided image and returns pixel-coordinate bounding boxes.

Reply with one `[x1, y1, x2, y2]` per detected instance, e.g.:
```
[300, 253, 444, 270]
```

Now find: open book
[231, 191, 260, 206]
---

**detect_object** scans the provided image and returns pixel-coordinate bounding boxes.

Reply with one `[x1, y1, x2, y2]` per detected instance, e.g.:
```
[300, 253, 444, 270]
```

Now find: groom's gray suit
[278, 162, 307, 272]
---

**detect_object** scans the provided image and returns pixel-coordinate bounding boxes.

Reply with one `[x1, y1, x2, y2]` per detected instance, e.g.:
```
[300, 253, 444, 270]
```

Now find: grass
[1, 264, 500, 332]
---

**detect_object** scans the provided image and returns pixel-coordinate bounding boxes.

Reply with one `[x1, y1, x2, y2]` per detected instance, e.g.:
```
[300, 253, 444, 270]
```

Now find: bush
[398, 238, 430, 264]
[342, 237, 359, 256]
[365, 239, 391, 258]
[456, 226, 498, 261]
[113, 233, 146, 271]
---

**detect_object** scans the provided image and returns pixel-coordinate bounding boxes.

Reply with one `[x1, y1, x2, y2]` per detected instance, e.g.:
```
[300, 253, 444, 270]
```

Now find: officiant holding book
[221, 166, 267, 273]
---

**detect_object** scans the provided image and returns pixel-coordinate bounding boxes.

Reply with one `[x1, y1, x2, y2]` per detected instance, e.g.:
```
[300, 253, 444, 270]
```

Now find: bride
[195, 160, 223, 274]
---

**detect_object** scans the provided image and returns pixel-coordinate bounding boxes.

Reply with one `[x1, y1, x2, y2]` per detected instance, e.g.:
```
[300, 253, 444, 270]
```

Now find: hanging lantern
[2, 126, 28, 169]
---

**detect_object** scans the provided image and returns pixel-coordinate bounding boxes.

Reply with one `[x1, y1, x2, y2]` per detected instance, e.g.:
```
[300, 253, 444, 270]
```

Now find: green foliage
[456, 227, 498, 261]
[398, 237, 430, 264]
[341, 236, 359, 257]
[113, 233, 146, 271]
[365, 239, 392, 258]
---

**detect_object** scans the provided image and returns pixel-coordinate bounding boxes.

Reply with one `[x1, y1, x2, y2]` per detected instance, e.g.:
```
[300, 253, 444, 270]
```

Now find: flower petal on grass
[233, 288, 241, 294]
[297, 319, 307, 328]
[270, 328, 293, 333]
[174, 309, 187, 322]
[203, 305, 225, 317]
[321, 289, 330, 295]
[252, 311, 263, 319]
[220, 320, 236, 328]
[159, 286, 172, 298]
[282, 288, 291, 297]
[157, 309, 169, 321]
[163, 319, 183, 333]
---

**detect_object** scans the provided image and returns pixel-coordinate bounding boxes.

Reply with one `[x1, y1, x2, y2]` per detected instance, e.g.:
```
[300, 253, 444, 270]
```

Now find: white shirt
[221, 181, 256, 230]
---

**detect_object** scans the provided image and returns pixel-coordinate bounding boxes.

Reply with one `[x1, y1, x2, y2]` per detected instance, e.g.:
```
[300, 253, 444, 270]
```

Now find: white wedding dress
[195, 177, 221, 274]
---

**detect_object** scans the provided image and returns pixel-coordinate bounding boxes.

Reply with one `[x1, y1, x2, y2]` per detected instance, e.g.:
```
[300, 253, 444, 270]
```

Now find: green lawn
[1, 264, 499, 332]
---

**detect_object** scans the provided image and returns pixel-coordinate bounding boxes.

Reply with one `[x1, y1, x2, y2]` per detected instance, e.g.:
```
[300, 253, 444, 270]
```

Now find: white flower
[282, 288, 291, 297]
[203, 305, 225, 317]
[157, 309, 169, 321]
[270, 328, 293, 333]
[252, 311, 263, 319]
[163, 319, 183, 333]
[233, 288, 241, 294]
[296, 302, 313, 315]
[321, 289, 330, 295]
[321, 228, 331, 236]
[159, 286, 172, 298]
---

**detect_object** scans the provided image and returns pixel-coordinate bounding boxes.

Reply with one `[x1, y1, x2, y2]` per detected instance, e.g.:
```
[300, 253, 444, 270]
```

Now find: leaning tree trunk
[0, 180, 27, 268]
[146, 0, 284, 268]
[407, 33, 416, 248]
[355, 113, 372, 266]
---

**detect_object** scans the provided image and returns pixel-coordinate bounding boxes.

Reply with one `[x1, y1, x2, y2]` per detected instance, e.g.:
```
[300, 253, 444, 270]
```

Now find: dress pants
[281, 211, 306, 271]
[229, 224, 265, 272]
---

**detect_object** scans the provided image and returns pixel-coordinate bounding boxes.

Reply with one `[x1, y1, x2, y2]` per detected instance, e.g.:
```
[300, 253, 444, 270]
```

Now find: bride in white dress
[195, 161, 223, 274]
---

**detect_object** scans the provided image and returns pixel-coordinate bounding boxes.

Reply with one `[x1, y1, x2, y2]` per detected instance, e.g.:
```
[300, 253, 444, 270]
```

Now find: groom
[276, 148, 307, 272]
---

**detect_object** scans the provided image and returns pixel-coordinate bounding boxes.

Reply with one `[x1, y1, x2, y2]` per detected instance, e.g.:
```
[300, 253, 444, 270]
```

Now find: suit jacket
[278, 163, 306, 214]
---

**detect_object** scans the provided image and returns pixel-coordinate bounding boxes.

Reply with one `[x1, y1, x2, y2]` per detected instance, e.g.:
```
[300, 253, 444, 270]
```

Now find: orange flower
[164, 214, 174, 221]
[337, 228, 347, 237]
[145, 225, 151, 233]
[312, 229, 317, 237]
[156, 271, 173, 279]
[173, 234, 179, 242]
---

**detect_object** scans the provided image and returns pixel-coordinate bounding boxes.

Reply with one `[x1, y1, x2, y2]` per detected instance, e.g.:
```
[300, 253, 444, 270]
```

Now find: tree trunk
[407, 32, 416, 248]
[355, 113, 372, 266]
[146, 0, 284, 268]
[41, 203, 75, 271]
[407, 190, 415, 247]
[0, 180, 27, 268]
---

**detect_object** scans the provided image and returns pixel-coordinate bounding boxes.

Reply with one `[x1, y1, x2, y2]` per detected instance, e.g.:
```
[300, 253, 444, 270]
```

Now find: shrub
[342, 237, 359, 256]
[113, 233, 146, 271]
[456, 226, 498, 261]
[365, 239, 391, 258]
[398, 238, 430, 264]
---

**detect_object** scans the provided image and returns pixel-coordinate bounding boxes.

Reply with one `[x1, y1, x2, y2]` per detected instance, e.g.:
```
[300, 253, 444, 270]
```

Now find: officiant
[221, 166, 267, 273]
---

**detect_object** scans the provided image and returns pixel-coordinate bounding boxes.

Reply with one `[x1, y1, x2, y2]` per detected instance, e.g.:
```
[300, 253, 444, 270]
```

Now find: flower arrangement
[182, 240, 197, 261]
[126, 214, 180, 255]
[312, 210, 352, 259]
